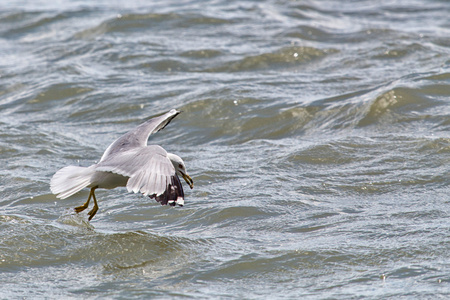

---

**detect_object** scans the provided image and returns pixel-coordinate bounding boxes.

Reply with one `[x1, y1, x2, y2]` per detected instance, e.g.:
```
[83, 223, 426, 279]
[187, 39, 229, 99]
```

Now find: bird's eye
[178, 164, 183, 169]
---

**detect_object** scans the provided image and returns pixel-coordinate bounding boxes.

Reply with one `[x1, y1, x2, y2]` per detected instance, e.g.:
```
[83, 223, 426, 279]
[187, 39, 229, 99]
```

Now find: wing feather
[100, 109, 180, 162]
[96, 145, 177, 198]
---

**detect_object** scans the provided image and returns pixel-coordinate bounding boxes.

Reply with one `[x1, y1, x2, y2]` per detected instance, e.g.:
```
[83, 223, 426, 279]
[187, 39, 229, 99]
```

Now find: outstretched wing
[96, 145, 184, 205]
[100, 109, 180, 162]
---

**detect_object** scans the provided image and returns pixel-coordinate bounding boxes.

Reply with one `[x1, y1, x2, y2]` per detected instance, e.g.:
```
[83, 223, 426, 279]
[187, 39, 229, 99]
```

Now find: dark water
[1, 0, 449, 298]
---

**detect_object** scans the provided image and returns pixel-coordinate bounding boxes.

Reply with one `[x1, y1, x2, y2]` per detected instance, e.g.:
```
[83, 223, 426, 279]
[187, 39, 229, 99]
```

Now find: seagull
[50, 109, 193, 221]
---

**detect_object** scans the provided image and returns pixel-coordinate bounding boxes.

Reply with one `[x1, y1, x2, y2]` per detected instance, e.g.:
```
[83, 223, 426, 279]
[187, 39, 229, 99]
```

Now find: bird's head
[167, 153, 194, 189]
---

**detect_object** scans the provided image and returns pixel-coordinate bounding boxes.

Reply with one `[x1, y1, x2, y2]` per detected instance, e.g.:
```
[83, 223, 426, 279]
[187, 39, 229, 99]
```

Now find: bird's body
[50, 109, 193, 221]
[90, 169, 129, 190]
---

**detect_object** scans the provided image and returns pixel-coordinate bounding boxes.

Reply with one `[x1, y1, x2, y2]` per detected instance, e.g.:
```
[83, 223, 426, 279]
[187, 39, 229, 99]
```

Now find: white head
[167, 153, 194, 189]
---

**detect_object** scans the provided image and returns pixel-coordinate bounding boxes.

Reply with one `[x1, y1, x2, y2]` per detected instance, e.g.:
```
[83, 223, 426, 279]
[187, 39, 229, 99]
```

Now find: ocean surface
[0, 0, 449, 298]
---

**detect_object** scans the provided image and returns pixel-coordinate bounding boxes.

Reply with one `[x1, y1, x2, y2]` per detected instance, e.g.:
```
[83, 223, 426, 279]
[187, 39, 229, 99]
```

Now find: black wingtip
[149, 174, 185, 206]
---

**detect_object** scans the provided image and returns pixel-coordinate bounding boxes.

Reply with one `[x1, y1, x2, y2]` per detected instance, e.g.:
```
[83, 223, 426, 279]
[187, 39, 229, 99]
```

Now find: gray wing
[96, 145, 184, 205]
[99, 109, 180, 162]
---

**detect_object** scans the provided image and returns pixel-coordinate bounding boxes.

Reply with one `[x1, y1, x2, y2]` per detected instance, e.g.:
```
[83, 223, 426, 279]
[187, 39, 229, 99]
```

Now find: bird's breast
[89, 171, 129, 189]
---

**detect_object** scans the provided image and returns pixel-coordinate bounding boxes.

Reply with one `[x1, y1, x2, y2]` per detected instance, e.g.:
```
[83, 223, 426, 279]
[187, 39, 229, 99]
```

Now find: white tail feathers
[50, 165, 95, 199]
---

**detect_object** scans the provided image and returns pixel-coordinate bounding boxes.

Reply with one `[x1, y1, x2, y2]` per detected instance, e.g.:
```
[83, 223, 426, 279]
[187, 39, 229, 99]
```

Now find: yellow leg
[87, 188, 99, 221]
[74, 188, 94, 213]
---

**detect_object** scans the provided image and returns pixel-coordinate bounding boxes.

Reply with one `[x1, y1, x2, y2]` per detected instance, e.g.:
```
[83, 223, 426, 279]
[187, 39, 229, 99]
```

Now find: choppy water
[1, 0, 449, 298]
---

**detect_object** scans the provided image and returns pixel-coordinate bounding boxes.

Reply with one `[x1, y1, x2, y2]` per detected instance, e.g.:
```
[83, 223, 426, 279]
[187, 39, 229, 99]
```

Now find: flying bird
[50, 109, 193, 221]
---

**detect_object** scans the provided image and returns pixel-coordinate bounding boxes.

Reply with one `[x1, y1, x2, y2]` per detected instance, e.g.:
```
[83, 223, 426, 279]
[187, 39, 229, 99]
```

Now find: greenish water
[1, 0, 449, 299]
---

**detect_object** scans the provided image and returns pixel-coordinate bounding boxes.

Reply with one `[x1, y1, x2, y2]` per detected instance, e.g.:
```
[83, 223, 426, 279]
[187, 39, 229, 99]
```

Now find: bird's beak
[181, 172, 194, 189]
